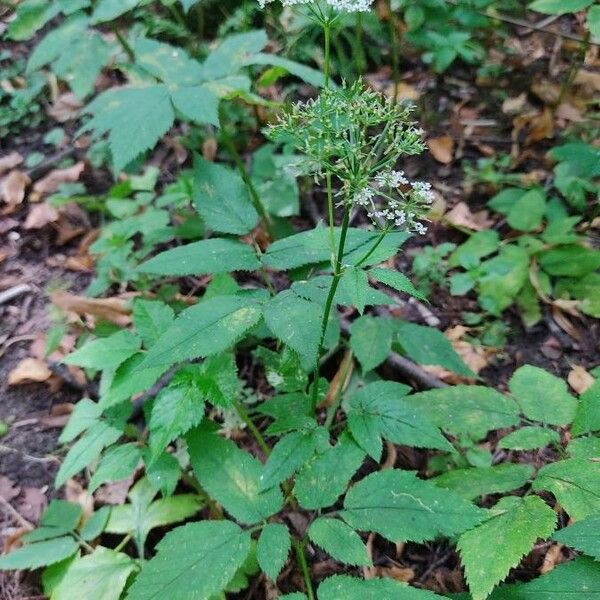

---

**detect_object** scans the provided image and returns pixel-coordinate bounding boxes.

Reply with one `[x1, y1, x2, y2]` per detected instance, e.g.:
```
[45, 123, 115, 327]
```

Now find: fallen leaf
[18, 487, 47, 523]
[0, 152, 23, 176]
[428, 136, 454, 164]
[555, 103, 583, 122]
[94, 478, 133, 505]
[31, 162, 85, 198]
[24, 202, 59, 229]
[452, 340, 492, 375]
[444, 201, 493, 231]
[51, 292, 132, 326]
[47, 92, 82, 123]
[1, 170, 30, 208]
[567, 366, 595, 395]
[540, 542, 564, 574]
[8, 358, 52, 385]
[371, 565, 414, 583]
[0, 477, 20, 502]
[202, 137, 217, 161]
[65, 479, 93, 521]
[502, 93, 527, 114]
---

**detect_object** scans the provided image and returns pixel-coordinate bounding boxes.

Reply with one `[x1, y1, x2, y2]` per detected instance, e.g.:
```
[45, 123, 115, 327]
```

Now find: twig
[0, 496, 34, 531]
[0, 285, 31, 306]
[25, 148, 76, 181]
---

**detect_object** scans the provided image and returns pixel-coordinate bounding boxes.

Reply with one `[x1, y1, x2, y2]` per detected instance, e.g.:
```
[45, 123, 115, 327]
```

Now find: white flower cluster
[258, 0, 373, 11]
[353, 170, 434, 235]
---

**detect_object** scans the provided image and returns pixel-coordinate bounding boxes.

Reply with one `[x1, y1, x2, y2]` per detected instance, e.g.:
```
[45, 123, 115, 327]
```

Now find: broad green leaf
[292, 275, 392, 308]
[264, 291, 322, 370]
[91, 0, 140, 23]
[43, 553, 79, 596]
[81, 85, 175, 173]
[259, 428, 326, 491]
[171, 85, 219, 126]
[589, 5, 600, 39]
[368, 267, 427, 302]
[134, 38, 203, 86]
[23, 500, 82, 543]
[533, 458, 600, 520]
[258, 392, 314, 435]
[138, 238, 259, 277]
[294, 433, 365, 510]
[572, 380, 600, 435]
[487, 188, 525, 215]
[567, 436, 600, 459]
[348, 381, 451, 461]
[187, 426, 283, 524]
[192, 155, 258, 235]
[509, 365, 577, 425]
[254, 346, 308, 393]
[498, 426, 560, 450]
[257, 523, 291, 581]
[7, 0, 60, 41]
[80, 507, 111, 542]
[244, 53, 327, 88]
[56, 422, 122, 487]
[317, 575, 445, 599]
[52, 547, 136, 600]
[59, 399, 102, 443]
[553, 514, 600, 559]
[433, 464, 534, 500]
[340, 267, 370, 315]
[539, 245, 600, 277]
[308, 518, 370, 566]
[341, 470, 485, 543]
[394, 321, 474, 377]
[89, 443, 142, 492]
[0, 537, 78, 570]
[145, 451, 181, 497]
[138, 295, 263, 370]
[132, 299, 174, 348]
[458, 496, 557, 600]
[449, 230, 500, 270]
[202, 30, 268, 79]
[405, 386, 520, 439]
[126, 521, 250, 600]
[349, 316, 393, 372]
[529, 0, 594, 15]
[506, 188, 546, 232]
[64, 330, 140, 370]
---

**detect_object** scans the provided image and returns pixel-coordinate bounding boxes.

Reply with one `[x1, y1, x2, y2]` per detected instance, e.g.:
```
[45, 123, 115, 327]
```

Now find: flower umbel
[258, 0, 374, 12]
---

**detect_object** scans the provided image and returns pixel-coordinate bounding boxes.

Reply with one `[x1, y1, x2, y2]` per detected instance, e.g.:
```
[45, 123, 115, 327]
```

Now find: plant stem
[326, 171, 336, 266]
[293, 537, 316, 600]
[323, 20, 331, 88]
[354, 13, 366, 75]
[388, 1, 400, 102]
[233, 400, 271, 457]
[310, 206, 350, 409]
[354, 229, 389, 268]
[115, 533, 133, 553]
[112, 26, 135, 62]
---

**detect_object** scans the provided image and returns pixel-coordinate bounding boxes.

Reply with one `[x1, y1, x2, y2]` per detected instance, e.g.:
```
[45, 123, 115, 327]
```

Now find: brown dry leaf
[444, 202, 493, 231]
[551, 306, 581, 341]
[395, 83, 420, 101]
[1, 170, 30, 208]
[526, 108, 554, 145]
[51, 291, 132, 326]
[202, 138, 218, 161]
[65, 479, 93, 520]
[24, 202, 59, 229]
[531, 81, 561, 106]
[428, 136, 454, 164]
[321, 350, 353, 408]
[556, 103, 583, 122]
[0, 477, 20, 502]
[8, 358, 52, 385]
[573, 69, 600, 94]
[453, 341, 492, 375]
[371, 565, 415, 583]
[47, 92, 82, 123]
[362, 533, 376, 579]
[445, 325, 470, 342]
[502, 93, 527, 114]
[567, 366, 594, 395]
[18, 487, 47, 523]
[540, 543, 564, 574]
[0, 152, 23, 176]
[381, 440, 397, 470]
[421, 365, 467, 385]
[31, 161, 85, 197]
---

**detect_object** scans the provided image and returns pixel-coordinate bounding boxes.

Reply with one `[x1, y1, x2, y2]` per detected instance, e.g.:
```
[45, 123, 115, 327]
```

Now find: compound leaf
[308, 518, 371, 566]
[257, 523, 291, 581]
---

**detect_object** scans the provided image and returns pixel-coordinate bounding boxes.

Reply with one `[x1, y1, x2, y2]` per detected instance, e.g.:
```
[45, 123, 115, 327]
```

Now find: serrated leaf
[80, 507, 111, 542]
[509, 365, 577, 426]
[433, 464, 534, 500]
[126, 521, 250, 600]
[7, 0, 61, 41]
[308, 518, 371, 566]
[187, 426, 283, 524]
[138, 238, 259, 277]
[132, 299, 174, 348]
[567, 436, 600, 459]
[144, 451, 181, 497]
[91, 0, 140, 23]
[244, 53, 327, 88]
[340, 267, 370, 315]
[138, 295, 263, 370]
[506, 188, 546, 232]
[404, 386, 520, 439]
[192, 155, 258, 235]
[89, 443, 142, 493]
[317, 575, 446, 599]
[341, 470, 485, 543]
[64, 330, 140, 370]
[292, 275, 392, 308]
[498, 426, 561, 450]
[59, 399, 102, 443]
[22, 500, 82, 543]
[532, 458, 600, 520]
[171, 85, 219, 126]
[294, 433, 365, 510]
[0, 537, 78, 570]
[349, 316, 393, 372]
[257, 523, 291, 580]
[553, 514, 600, 560]
[529, 0, 594, 15]
[368, 267, 427, 302]
[458, 496, 557, 600]
[572, 380, 600, 435]
[348, 381, 451, 461]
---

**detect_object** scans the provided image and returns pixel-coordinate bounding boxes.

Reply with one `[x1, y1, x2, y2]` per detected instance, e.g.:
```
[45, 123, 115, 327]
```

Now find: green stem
[114, 533, 133, 553]
[323, 20, 331, 88]
[388, 1, 400, 102]
[112, 27, 135, 62]
[293, 537, 316, 600]
[354, 229, 389, 268]
[310, 206, 351, 409]
[234, 400, 271, 457]
[354, 13, 366, 75]
[326, 171, 336, 266]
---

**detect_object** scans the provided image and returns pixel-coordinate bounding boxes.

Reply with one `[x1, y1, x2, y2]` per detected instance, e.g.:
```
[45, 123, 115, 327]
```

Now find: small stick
[0, 285, 31, 306]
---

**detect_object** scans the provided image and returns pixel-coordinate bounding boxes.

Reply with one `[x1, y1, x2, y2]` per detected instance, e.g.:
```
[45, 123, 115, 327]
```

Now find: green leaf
[498, 426, 561, 450]
[64, 330, 140, 370]
[533, 458, 600, 520]
[259, 428, 326, 491]
[529, 0, 594, 15]
[52, 547, 136, 600]
[317, 575, 446, 599]
[264, 291, 322, 370]
[588, 5, 600, 39]
[0, 537, 78, 570]
[509, 365, 577, 426]
[91, 0, 140, 23]
[187, 426, 283, 524]
[202, 30, 268, 79]
[553, 514, 600, 560]
[132, 299, 174, 348]
[458, 496, 557, 600]
[171, 85, 219, 127]
[80, 507, 111, 542]
[145, 451, 181, 497]
[23, 500, 82, 543]
[59, 399, 102, 443]
[89, 443, 142, 493]
[138, 295, 263, 370]
[257, 523, 291, 581]
[340, 267, 370, 315]
[394, 321, 474, 377]
[348, 381, 451, 461]
[254, 346, 308, 393]
[405, 386, 520, 439]
[368, 267, 427, 302]
[308, 518, 371, 566]
[244, 53, 327, 88]
[134, 38, 203, 86]
[349, 316, 393, 372]
[138, 238, 259, 277]
[487, 188, 526, 215]
[572, 380, 600, 435]
[192, 155, 258, 235]
[7, 0, 60, 41]
[127, 521, 250, 600]
[539, 245, 600, 277]
[294, 433, 365, 510]
[506, 188, 546, 232]
[449, 230, 500, 270]
[567, 436, 600, 459]
[433, 464, 534, 500]
[341, 470, 485, 543]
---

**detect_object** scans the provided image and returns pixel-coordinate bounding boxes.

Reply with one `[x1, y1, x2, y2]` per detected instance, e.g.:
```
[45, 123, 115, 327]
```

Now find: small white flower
[414, 222, 428, 235]
[258, 0, 373, 10]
